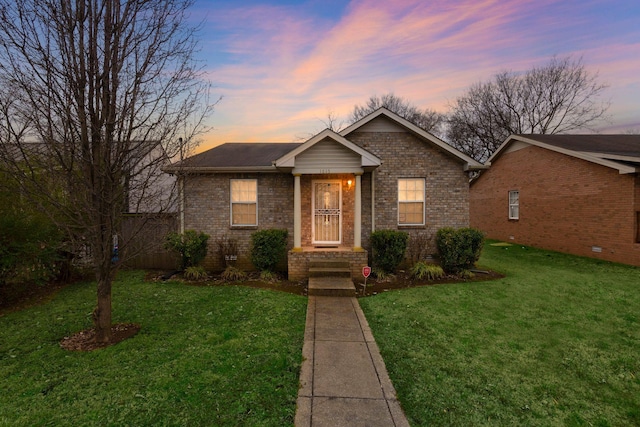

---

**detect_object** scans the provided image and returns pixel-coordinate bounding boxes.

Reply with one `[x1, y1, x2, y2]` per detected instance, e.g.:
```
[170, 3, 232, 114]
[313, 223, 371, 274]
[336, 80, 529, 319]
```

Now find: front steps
[307, 259, 356, 297]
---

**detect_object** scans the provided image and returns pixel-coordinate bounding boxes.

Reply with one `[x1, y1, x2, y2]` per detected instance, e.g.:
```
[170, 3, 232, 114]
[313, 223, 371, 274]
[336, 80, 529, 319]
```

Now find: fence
[121, 213, 179, 270]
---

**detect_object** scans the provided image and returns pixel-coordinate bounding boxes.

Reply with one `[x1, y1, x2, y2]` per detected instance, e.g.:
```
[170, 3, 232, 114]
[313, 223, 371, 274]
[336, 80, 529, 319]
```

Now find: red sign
[362, 266, 371, 278]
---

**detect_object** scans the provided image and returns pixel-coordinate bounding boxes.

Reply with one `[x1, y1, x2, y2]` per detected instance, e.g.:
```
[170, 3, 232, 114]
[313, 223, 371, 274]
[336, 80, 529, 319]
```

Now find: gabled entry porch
[274, 129, 381, 281]
[287, 174, 369, 282]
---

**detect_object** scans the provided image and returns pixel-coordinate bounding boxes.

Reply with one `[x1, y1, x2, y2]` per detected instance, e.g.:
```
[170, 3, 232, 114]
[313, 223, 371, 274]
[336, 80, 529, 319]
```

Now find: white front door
[312, 180, 342, 245]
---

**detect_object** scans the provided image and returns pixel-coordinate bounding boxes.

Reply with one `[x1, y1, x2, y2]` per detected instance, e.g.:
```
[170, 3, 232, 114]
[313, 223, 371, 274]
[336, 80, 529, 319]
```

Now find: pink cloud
[196, 0, 640, 152]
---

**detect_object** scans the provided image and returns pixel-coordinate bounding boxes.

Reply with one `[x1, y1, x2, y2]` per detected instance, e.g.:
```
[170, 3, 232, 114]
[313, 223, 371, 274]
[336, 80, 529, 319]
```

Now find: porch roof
[274, 129, 382, 174]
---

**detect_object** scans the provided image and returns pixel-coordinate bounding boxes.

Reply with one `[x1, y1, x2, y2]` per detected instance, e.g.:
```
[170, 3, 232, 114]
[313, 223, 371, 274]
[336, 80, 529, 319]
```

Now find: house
[120, 143, 179, 269]
[122, 142, 178, 214]
[470, 134, 640, 266]
[164, 108, 484, 280]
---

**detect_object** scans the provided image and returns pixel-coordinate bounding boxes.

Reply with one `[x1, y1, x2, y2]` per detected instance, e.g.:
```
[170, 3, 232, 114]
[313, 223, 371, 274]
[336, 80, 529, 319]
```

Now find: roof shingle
[518, 134, 640, 158]
[170, 142, 302, 169]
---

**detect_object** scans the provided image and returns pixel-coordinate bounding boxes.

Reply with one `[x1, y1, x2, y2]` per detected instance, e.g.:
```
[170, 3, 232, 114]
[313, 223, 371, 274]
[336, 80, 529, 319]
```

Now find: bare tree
[0, 0, 215, 343]
[320, 110, 345, 132]
[349, 93, 445, 135]
[446, 56, 610, 162]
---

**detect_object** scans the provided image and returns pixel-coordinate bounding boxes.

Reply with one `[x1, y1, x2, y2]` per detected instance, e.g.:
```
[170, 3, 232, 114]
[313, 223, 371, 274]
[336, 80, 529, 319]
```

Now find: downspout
[179, 175, 185, 234]
[371, 170, 375, 232]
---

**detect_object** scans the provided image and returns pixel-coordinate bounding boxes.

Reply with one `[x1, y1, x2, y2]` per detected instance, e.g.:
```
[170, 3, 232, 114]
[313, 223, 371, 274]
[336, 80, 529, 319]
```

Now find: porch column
[354, 173, 362, 250]
[293, 174, 302, 250]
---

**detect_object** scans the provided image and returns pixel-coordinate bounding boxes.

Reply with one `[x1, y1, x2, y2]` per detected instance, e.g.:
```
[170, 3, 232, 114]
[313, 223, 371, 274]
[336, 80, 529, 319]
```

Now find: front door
[312, 180, 342, 245]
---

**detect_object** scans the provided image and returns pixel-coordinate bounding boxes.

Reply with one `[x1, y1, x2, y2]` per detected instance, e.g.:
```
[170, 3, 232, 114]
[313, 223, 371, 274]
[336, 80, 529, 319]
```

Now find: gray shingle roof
[518, 134, 640, 158]
[169, 142, 302, 170]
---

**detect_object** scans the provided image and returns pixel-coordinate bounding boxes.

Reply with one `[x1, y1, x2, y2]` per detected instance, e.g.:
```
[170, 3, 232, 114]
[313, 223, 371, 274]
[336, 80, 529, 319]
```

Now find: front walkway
[295, 296, 409, 426]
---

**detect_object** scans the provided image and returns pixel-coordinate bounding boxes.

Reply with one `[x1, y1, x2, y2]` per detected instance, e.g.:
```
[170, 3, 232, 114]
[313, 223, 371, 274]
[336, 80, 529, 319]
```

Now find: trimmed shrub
[435, 227, 484, 274]
[411, 262, 445, 280]
[251, 229, 288, 272]
[370, 230, 409, 274]
[165, 230, 210, 270]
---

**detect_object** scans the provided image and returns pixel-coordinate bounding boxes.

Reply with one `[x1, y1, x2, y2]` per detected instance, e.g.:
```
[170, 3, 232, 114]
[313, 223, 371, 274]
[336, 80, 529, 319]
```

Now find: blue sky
[190, 0, 640, 152]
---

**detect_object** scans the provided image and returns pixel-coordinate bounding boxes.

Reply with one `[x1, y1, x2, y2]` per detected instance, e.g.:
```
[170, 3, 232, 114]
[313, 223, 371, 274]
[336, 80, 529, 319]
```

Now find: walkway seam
[295, 296, 410, 427]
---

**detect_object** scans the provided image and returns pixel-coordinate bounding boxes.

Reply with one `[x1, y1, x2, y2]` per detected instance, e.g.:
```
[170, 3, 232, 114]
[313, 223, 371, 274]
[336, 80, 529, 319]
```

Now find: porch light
[347, 179, 353, 189]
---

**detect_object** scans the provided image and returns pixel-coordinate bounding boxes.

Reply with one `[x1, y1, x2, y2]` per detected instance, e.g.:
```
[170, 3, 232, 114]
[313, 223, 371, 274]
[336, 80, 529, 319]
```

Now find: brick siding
[183, 172, 294, 271]
[470, 145, 640, 266]
[348, 131, 471, 257]
[182, 131, 473, 273]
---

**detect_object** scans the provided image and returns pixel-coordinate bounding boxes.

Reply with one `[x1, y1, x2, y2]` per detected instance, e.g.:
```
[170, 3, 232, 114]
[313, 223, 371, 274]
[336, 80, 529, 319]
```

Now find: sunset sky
[191, 0, 640, 152]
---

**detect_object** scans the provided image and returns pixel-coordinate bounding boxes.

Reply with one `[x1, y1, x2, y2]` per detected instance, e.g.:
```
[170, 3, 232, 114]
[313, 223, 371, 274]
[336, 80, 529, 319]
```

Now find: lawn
[0, 271, 307, 426]
[360, 242, 640, 426]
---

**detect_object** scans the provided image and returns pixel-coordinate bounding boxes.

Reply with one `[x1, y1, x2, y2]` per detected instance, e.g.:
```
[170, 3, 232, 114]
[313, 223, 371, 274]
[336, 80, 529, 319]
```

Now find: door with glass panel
[312, 181, 342, 245]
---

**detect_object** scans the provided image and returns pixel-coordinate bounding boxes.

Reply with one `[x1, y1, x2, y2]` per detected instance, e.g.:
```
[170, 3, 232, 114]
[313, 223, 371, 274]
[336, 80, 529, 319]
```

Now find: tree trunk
[94, 276, 113, 343]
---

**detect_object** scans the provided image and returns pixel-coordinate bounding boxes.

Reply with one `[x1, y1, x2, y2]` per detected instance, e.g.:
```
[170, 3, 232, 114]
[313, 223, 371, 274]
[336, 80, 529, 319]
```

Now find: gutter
[163, 165, 280, 174]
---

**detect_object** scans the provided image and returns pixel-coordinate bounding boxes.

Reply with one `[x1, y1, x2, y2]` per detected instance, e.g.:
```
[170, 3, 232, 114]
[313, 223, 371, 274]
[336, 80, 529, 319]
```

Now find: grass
[360, 242, 640, 426]
[0, 270, 307, 426]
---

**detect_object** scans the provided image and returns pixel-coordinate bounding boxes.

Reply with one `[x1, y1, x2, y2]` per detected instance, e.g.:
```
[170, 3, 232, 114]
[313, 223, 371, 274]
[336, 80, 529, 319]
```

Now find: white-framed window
[230, 179, 257, 226]
[509, 190, 519, 220]
[398, 178, 425, 226]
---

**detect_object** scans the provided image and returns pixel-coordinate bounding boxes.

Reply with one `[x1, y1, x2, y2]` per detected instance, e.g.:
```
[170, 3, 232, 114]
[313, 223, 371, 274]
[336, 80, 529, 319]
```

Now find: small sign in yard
[362, 266, 371, 295]
[362, 266, 371, 278]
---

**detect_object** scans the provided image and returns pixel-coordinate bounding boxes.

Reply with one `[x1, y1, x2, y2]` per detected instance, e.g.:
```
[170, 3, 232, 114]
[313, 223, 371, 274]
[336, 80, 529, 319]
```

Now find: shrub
[216, 235, 239, 268]
[435, 227, 484, 274]
[251, 229, 288, 272]
[259, 270, 278, 283]
[0, 212, 62, 288]
[165, 230, 210, 270]
[370, 230, 409, 274]
[221, 265, 246, 282]
[183, 266, 208, 281]
[372, 268, 392, 282]
[411, 262, 445, 280]
[406, 232, 433, 265]
[459, 269, 476, 280]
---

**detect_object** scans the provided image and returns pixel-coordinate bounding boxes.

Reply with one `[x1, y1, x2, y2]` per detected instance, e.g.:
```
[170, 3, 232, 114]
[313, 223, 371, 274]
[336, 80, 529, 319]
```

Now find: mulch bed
[149, 268, 505, 297]
[59, 323, 141, 352]
[355, 269, 504, 296]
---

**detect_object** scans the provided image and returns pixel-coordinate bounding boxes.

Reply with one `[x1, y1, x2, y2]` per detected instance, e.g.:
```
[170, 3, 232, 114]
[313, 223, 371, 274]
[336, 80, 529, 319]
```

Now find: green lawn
[361, 242, 640, 426]
[0, 271, 307, 426]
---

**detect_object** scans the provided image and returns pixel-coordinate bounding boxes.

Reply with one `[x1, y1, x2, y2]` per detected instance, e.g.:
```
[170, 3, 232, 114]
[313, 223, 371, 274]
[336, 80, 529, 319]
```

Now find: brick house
[470, 134, 640, 266]
[165, 108, 484, 280]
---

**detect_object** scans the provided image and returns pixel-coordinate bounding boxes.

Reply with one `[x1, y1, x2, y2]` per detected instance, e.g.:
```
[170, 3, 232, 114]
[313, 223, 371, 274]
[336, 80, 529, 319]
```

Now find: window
[398, 178, 425, 225]
[230, 179, 257, 226]
[509, 190, 519, 220]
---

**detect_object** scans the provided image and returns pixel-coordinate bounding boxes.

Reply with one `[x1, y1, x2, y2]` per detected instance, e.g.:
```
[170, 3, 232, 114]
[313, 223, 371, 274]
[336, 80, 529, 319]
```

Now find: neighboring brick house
[470, 134, 640, 267]
[165, 108, 484, 280]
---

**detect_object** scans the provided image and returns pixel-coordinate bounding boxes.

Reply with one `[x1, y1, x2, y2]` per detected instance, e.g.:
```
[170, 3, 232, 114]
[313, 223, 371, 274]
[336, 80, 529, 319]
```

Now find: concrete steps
[308, 259, 356, 297]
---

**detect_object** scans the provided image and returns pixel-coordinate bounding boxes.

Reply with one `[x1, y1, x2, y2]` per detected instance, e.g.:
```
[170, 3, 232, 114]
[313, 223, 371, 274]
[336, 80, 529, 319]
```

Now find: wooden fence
[121, 213, 179, 270]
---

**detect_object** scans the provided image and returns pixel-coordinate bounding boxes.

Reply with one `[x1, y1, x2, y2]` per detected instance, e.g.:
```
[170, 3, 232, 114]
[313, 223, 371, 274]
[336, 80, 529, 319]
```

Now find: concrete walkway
[295, 296, 410, 427]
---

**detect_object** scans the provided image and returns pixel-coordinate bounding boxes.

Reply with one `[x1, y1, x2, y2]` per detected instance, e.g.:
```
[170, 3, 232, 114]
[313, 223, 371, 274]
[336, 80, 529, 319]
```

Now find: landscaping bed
[145, 268, 505, 297]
